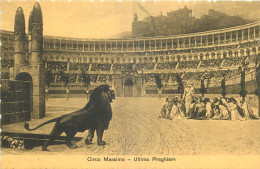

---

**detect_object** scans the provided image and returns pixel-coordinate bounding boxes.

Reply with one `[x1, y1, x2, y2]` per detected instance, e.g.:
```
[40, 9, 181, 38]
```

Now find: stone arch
[228, 51, 233, 57]
[246, 48, 251, 56]
[124, 78, 134, 97]
[15, 72, 33, 120]
[211, 52, 215, 59]
[200, 53, 204, 60]
[15, 72, 33, 82]
[240, 49, 245, 57]
[223, 51, 227, 59]
[205, 53, 209, 59]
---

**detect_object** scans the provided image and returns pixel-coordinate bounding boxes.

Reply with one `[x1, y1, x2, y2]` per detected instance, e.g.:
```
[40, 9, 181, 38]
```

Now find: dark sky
[1, 0, 260, 39]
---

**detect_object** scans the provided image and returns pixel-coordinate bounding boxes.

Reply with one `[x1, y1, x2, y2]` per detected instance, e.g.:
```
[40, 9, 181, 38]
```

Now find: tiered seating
[178, 60, 200, 69]
[69, 63, 89, 71]
[156, 62, 177, 70]
[222, 56, 246, 67]
[47, 61, 67, 71]
[182, 72, 205, 81]
[135, 63, 155, 70]
[113, 63, 133, 71]
[200, 59, 223, 68]
[91, 63, 111, 71]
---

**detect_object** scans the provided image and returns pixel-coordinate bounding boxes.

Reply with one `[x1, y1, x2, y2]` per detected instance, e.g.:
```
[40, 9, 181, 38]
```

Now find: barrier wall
[1, 79, 32, 125]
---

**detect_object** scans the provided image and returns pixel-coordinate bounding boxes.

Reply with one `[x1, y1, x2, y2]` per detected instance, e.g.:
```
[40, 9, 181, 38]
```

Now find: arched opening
[223, 52, 227, 59]
[15, 72, 33, 121]
[15, 72, 33, 82]
[124, 78, 134, 97]
[200, 53, 204, 61]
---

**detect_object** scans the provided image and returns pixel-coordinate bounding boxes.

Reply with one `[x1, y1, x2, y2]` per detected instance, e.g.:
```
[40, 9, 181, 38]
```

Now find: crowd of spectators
[222, 56, 246, 67]
[47, 61, 67, 71]
[98, 74, 112, 83]
[239, 40, 259, 48]
[1, 60, 14, 69]
[182, 72, 205, 81]
[156, 62, 177, 70]
[135, 63, 155, 70]
[178, 60, 200, 69]
[90, 63, 111, 71]
[69, 63, 89, 71]
[113, 63, 134, 71]
[200, 59, 223, 68]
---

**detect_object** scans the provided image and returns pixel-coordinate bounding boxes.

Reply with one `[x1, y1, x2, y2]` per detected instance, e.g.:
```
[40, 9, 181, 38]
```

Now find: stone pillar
[30, 2, 45, 119]
[30, 3, 43, 66]
[14, 7, 26, 67]
[256, 65, 260, 117]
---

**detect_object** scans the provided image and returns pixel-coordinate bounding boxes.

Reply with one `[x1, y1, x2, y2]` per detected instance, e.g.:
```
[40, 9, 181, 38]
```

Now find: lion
[24, 84, 114, 151]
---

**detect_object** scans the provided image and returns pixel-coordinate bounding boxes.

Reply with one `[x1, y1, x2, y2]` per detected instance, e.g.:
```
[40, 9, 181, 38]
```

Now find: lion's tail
[24, 117, 61, 131]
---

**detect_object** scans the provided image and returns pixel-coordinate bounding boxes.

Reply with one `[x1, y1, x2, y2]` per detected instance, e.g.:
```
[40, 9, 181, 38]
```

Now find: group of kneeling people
[159, 96, 258, 120]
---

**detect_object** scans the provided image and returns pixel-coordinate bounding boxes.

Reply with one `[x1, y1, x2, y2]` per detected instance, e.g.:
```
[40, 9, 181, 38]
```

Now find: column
[155, 40, 157, 50]
[230, 32, 232, 42]
[242, 29, 244, 41]
[165, 39, 167, 49]
[212, 35, 214, 45]
[172, 39, 173, 49]
[161, 39, 163, 49]
[94, 41, 96, 51]
[218, 34, 220, 44]
[189, 37, 191, 47]
[149, 40, 151, 50]
[195, 37, 197, 47]
[83, 41, 85, 51]
[201, 36, 203, 46]
[206, 36, 208, 46]
[144, 40, 146, 50]
[248, 28, 250, 40]
[236, 31, 238, 42]
[224, 32, 226, 43]
[177, 39, 179, 48]
[105, 41, 107, 51]
[133, 41, 134, 51]
[116, 41, 118, 51]
[14, 7, 26, 67]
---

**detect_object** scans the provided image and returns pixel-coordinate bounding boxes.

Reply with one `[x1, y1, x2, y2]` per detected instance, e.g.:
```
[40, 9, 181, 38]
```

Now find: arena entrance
[1, 72, 33, 125]
[124, 79, 134, 97]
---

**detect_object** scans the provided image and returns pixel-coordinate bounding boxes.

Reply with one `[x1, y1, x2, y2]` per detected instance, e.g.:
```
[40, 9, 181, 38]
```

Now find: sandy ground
[1, 97, 260, 155]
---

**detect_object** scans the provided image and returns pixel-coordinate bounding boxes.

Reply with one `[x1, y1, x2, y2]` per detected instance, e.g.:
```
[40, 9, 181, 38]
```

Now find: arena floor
[2, 97, 260, 155]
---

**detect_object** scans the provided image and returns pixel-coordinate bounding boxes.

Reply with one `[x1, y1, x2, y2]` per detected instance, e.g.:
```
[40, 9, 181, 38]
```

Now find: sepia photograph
[1, 0, 260, 168]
